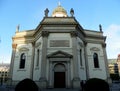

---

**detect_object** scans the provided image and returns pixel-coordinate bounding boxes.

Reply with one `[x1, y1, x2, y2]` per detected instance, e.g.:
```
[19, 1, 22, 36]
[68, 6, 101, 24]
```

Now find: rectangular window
[36, 49, 39, 66]
[80, 49, 83, 66]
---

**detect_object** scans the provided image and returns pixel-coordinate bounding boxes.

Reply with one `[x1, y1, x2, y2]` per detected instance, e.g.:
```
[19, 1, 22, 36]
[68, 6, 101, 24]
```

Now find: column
[39, 31, 49, 88]
[71, 31, 80, 88]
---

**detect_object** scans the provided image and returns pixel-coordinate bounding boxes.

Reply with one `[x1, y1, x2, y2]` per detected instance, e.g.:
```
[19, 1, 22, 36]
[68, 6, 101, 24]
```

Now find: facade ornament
[99, 24, 103, 32]
[70, 8, 74, 17]
[44, 8, 49, 17]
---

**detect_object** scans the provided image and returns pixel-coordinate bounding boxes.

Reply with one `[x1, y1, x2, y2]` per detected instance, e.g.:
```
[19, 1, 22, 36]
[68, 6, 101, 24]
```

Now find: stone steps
[40, 88, 80, 91]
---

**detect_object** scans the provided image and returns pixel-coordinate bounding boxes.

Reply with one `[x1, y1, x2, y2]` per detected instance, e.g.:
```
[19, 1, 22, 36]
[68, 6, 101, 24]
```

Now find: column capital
[42, 31, 49, 37]
[32, 42, 35, 47]
[12, 44, 17, 49]
[70, 31, 78, 37]
[102, 43, 106, 48]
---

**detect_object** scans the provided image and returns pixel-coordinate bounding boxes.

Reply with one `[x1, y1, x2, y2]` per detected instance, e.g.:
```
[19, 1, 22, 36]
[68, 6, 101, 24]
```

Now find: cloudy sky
[0, 0, 120, 63]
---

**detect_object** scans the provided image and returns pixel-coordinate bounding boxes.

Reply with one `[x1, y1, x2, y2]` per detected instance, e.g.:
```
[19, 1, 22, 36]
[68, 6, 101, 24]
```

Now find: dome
[52, 5, 67, 17]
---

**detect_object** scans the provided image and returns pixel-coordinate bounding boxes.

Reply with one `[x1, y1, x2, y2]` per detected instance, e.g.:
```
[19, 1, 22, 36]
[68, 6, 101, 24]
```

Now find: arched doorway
[54, 63, 66, 88]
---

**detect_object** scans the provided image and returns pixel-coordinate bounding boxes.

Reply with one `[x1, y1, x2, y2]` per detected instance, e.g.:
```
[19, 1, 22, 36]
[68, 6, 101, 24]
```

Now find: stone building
[0, 63, 9, 85]
[9, 4, 110, 88]
[117, 54, 120, 76]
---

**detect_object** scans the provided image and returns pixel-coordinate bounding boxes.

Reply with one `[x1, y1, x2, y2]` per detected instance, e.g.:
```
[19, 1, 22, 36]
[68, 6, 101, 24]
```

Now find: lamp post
[0, 74, 2, 85]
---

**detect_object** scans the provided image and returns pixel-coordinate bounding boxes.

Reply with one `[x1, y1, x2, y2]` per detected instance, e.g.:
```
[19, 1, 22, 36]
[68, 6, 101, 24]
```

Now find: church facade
[9, 5, 110, 88]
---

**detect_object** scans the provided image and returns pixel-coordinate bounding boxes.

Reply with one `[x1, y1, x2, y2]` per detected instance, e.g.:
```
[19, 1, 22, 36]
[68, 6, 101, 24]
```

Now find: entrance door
[54, 72, 65, 88]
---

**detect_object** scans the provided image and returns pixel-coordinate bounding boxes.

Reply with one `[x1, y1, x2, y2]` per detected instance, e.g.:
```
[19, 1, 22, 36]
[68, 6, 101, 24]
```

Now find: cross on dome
[58, 1, 61, 6]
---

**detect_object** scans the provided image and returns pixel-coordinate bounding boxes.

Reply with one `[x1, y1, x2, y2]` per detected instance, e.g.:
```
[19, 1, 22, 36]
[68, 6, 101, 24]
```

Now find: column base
[72, 77, 81, 89]
[106, 77, 112, 86]
[39, 77, 47, 88]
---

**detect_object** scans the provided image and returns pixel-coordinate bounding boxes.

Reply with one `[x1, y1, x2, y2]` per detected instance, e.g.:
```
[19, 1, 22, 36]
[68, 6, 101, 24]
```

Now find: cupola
[52, 2, 67, 17]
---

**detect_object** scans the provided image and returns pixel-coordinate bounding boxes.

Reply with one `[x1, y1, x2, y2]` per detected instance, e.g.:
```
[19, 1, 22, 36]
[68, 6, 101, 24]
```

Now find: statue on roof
[44, 8, 49, 17]
[99, 24, 103, 32]
[16, 24, 20, 33]
[70, 8, 74, 17]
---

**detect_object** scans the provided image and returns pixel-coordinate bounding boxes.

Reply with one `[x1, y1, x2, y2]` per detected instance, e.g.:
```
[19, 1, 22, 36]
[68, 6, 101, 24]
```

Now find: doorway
[54, 72, 65, 88]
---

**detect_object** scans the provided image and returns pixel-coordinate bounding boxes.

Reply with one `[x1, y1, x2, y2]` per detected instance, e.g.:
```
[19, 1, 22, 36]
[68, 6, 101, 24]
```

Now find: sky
[0, 0, 120, 63]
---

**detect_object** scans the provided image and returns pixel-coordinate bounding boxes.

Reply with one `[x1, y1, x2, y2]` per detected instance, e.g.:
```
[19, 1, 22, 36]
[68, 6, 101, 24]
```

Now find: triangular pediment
[47, 50, 72, 58]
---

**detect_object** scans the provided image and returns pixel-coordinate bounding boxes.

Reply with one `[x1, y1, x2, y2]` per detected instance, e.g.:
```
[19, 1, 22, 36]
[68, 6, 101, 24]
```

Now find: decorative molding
[90, 47, 100, 51]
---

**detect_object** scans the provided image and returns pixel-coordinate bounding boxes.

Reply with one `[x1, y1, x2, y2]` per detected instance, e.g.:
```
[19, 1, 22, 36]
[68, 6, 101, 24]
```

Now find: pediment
[47, 50, 72, 58]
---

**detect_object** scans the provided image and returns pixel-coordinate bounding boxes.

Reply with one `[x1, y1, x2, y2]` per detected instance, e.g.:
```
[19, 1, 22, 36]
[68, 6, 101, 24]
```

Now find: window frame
[19, 53, 26, 69]
[93, 52, 99, 68]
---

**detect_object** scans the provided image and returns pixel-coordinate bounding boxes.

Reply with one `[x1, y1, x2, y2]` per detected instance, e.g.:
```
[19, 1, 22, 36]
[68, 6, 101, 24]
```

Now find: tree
[84, 78, 109, 91]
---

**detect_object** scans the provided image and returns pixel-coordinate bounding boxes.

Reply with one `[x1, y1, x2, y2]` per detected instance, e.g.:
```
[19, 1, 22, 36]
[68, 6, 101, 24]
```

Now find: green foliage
[110, 74, 119, 80]
[15, 78, 38, 91]
[84, 78, 109, 91]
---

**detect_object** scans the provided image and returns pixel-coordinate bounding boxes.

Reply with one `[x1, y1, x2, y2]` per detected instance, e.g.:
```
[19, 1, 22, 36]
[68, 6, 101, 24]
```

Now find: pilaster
[30, 42, 35, 79]
[70, 31, 81, 88]
[67, 61, 71, 88]
[8, 44, 17, 85]
[84, 42, 89, 80]
[39, 31, 49, 88]
[102, 43, 112, 84]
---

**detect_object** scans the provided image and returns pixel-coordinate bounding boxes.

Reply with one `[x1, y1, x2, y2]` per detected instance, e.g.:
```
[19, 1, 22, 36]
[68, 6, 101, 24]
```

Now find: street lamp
[0, 74, 2, 85]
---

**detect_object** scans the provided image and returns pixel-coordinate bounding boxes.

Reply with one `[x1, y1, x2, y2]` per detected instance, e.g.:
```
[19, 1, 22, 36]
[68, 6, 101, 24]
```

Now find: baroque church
[9, 4, 110, 88]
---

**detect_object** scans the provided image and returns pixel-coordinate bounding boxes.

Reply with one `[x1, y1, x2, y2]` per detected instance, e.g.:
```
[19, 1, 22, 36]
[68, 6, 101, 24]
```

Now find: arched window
[19, 53, 26, 69]
[93, 53, 99, 68]
[36, 49, 39, 66]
